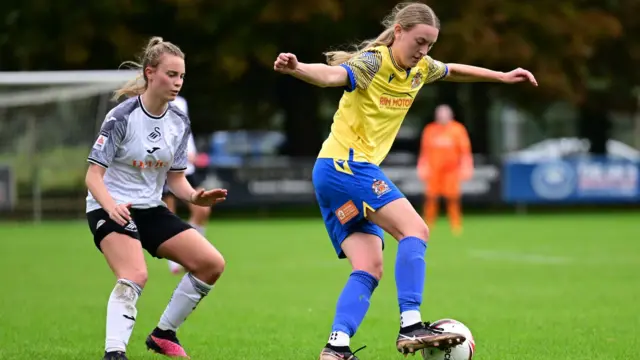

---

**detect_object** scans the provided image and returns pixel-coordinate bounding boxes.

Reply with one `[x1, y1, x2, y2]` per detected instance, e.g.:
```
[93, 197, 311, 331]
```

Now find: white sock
[328, 331, 350, 347]
[105, 279, 143, 353]
[158, 273, 212, 331]
[400, 310, 422, 328]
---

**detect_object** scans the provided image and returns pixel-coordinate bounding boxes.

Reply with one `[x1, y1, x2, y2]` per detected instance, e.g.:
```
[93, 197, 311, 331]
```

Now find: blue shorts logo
[530, 161, 576, 200]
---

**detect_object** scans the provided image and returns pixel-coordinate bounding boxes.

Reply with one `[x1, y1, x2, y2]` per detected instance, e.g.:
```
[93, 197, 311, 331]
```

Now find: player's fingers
[203, 189, 225, 199]
[526, 72, 538, 86]
[111, 212, 127, 227]
[117, 207, 131, 221]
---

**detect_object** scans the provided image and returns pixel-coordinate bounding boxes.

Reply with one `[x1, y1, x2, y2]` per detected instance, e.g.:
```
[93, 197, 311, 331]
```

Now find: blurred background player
[162, 95, 211, 275]
[273, 2, 537, 360]
[417, 104, 473, 236]
[85, 37, 227, 360]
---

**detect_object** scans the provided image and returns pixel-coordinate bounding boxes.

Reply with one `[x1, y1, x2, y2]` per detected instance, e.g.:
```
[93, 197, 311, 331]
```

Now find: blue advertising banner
[503, 157, 640, 203]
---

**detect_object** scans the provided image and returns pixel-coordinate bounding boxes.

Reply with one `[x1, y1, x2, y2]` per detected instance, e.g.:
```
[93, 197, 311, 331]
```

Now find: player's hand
[273, 53, 298, 74]
[501, 68, 538, 86]
[190, 188, 227, 207]
[107, 203, 132, 227]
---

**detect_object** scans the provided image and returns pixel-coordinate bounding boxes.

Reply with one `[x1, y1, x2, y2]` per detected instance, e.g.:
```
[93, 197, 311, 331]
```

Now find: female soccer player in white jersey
[273, 3, 537, 360]
[85, 37, 228, 360]
[162, 96, 211, 275]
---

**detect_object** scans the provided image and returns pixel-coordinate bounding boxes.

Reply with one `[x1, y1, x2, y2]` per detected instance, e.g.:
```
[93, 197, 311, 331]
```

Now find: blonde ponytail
[112, 61, 146, 101]
[112, 36, 185, 101]
[325, 28, 395, 66]
[324, 2, 440, 66]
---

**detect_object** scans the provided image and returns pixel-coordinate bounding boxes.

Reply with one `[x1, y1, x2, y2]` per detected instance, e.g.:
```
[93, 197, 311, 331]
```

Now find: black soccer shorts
[86, 206, 193, 258]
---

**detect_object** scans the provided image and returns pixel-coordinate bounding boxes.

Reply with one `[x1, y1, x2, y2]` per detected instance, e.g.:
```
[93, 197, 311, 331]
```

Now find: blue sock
[395, 237, 427, 314]
[331, 270, 379, 337]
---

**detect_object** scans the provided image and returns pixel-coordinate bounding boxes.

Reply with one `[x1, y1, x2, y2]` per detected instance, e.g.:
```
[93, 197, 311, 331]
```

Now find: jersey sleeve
[187, 134, 197, 156]
[87, 114, 127, 168]
[340, 50, 383, 92]
[170, 125, 191, 172]
[423, 55, 448, 84]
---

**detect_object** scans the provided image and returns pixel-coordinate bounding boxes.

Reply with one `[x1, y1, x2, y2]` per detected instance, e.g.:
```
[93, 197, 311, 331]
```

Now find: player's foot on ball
[103, 351, 128, 360]
[145, 327, 190, 358]
[396, 322, 465, 355]
[319, 344, 366, 360]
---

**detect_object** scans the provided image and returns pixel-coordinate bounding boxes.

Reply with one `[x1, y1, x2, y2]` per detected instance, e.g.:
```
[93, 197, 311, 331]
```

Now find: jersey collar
[138, 95, 168, 120]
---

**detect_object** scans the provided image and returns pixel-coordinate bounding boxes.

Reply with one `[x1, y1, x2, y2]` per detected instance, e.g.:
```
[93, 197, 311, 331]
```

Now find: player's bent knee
[191, 252, 225, 284]
[351, 257, 384, 280]
[415, 223, 430, 242]
[395, 222, 430, 243]
[353, 263, 383, 280]
[117, 268, 148, 288]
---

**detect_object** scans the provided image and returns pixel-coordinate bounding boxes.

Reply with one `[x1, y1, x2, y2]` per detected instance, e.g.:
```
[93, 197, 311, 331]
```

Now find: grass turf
[0, 213, 638, 359]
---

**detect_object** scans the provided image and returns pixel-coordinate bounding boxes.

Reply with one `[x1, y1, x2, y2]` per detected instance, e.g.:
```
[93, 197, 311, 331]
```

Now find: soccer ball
[421, 319, 475, 360]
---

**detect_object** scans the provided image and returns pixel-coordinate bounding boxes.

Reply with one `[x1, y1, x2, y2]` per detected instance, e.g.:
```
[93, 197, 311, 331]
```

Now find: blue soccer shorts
[312, 156, 405, 258]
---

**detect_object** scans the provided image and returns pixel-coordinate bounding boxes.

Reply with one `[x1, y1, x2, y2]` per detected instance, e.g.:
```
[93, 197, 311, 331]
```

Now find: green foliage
[0, 0, 637, 125]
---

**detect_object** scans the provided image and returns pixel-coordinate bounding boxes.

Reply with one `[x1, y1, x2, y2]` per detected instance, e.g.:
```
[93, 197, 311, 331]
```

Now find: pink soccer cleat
[146, 327, 190, 358]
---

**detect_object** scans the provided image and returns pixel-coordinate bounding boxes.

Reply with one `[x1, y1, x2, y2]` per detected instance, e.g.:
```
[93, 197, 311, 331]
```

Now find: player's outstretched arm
[444, 63, 538, 86]
[166, 171, 227, 207]
[273, 53, 348, 88]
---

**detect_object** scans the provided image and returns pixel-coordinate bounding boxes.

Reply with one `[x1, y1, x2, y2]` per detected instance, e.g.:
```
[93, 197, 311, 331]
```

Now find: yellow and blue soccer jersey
[313, 46, 448, 258]
[318, 45, 448, 166]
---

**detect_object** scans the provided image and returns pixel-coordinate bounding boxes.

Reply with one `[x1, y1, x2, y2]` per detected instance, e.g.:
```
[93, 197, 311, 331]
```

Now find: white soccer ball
[421, 319, 475, 360]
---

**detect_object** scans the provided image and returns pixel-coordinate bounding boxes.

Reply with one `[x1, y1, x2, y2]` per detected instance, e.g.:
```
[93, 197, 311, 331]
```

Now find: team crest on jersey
[372, 179, 391, 197]
[411, 71, 423, 89]
[147, 127, 162, 142]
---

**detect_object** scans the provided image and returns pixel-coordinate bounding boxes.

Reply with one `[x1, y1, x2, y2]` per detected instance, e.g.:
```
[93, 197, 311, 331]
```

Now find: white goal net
[0, 70, 138, 221]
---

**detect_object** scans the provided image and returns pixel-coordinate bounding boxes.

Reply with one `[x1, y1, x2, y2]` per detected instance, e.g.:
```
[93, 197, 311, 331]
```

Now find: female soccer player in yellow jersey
[274, 3, 537, 360]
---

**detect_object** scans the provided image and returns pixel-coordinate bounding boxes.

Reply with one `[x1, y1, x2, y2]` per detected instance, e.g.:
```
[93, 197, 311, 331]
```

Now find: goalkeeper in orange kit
[417, 104, 473, 235]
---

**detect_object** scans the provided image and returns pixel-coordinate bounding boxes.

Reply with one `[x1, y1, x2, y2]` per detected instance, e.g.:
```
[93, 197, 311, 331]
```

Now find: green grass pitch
[0, 213, 638, 359]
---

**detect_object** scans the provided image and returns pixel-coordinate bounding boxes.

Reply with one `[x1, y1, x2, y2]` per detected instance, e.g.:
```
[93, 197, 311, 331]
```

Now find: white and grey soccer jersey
[171, 96, 197, 176]
[86, 96, 191, 213]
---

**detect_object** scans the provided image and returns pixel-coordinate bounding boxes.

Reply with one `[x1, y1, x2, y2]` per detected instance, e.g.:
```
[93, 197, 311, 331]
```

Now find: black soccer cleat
[396, 322, 466, 355]
[319, 344, 367, 360]
[103, 351, 128, 360]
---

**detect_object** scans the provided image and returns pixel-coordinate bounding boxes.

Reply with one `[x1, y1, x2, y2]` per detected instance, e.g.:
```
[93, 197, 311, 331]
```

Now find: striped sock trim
[117, 278, 143, 296]
[187, 273, 212, 297]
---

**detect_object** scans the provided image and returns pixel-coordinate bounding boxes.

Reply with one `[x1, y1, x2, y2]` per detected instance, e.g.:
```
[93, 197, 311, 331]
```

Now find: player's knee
[417, 223, 430, 241]
[352, 259, 384, 280]
[398, 222, 430, 243]
[192, 252, 225, 284]
[117, 268, 148, 288]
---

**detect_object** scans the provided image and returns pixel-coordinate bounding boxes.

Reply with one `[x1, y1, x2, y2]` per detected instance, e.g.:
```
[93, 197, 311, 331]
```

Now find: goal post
[0, 69, 138, 221]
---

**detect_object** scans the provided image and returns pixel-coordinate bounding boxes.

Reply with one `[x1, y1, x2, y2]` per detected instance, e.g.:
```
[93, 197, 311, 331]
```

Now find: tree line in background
[1, 0, 638, 156]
